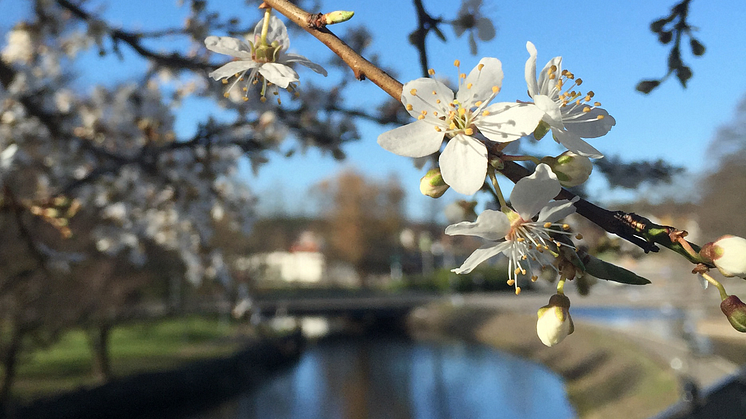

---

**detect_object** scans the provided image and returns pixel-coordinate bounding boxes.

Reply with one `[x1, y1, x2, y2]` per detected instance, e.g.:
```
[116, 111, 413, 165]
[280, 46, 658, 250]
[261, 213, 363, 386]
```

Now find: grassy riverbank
[409, 303, 681, 419]
[11, 316, 247, 402]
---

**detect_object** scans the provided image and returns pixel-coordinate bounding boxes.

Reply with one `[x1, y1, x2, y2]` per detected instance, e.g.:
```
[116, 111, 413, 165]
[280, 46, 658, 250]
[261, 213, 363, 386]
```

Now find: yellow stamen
[406, 104, 413, 111]
[454, 60, 461, 67]
[482, 110, 490, 116]
[417, 115, 425, 120]
[575, 234, 583, 240]
[515, 287, 522, 295]
[544, 222, 552, 228]
[467, 83, 473, 89]
[478, 63, 484, 71]
[492, 86, 500, 93]
[410, 88, 417, 95]
[428, 68, 435, 75]
[562, 224, 570, 230]
[464, 128, 473, 135]
[222, 79, 228, 84]
[597, 115, 605, 120]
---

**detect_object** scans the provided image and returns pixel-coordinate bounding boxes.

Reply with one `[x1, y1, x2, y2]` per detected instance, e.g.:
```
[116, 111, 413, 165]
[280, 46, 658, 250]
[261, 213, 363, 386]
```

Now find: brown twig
[262, 0, 403, 100]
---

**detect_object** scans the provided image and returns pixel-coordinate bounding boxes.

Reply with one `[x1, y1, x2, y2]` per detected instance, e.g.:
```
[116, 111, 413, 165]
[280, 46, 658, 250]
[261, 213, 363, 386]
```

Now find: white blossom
[525, 42, 615, 158]
[205, 15, 327, 103]
[445, 164, 577, 290]
[378, 58, 543, 195]
[452, 0, 495, 55]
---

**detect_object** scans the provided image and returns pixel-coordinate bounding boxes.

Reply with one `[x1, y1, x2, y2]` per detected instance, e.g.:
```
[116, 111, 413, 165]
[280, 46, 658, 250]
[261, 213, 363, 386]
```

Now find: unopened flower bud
[536, 294, 574, 347]
[720, 295, 746, 333]
[700, 235, 746, 278]
[541, 151, 593, 187]
[323, 10, 355, 25]
[420, 168, 449, 198]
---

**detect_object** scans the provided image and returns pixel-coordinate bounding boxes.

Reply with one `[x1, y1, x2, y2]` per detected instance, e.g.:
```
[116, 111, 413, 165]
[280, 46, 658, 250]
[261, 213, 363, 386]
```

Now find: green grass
[11, 316, 246, 402]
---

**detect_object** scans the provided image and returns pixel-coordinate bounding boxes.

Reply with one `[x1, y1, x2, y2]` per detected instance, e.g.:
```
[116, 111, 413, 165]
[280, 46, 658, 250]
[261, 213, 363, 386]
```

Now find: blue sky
[4, 0, 746, 221]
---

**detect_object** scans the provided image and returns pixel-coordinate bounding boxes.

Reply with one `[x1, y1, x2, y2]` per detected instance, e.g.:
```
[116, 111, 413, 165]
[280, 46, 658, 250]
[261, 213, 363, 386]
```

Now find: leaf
[584, 255, 651, 285]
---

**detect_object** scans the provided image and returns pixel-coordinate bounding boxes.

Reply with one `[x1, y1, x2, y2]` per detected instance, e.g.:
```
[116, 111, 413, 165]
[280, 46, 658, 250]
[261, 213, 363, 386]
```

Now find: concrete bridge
[251, 293, 444, 319]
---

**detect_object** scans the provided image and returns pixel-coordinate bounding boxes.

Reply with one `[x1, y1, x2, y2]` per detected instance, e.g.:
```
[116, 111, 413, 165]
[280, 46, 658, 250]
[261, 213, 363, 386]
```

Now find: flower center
[546, 65, 605, 121]
[445, 101, 476, 136]
[251, 40, 282, 64]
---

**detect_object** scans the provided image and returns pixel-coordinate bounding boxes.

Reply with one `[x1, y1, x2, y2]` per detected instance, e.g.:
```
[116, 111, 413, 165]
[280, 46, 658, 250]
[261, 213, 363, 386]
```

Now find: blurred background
[2, 0, 746, 418]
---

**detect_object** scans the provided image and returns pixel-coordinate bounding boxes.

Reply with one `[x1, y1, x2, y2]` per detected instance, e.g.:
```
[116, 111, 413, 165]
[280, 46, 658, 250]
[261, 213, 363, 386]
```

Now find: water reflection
[191, 336, 575, 419]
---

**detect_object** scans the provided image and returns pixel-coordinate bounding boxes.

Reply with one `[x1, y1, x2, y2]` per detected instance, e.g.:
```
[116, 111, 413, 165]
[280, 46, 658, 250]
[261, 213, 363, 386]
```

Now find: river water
[190, 335, 576, 419]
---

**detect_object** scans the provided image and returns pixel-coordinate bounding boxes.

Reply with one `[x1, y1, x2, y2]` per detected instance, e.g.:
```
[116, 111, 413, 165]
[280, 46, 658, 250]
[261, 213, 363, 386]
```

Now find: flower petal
[258, 63, 299, 88]
[537, 198, 578, 223]
[205, 36, 252, 58]
[511, 163, 561, 220]
[254, 16, 290, 50]
[377, 119, 444, 158]
[538, 56, 563, 95]
[476, 102, 544, 143]
[552, 129, 604, 159]
[525, 41, 539, 97]
[402, 78, 453, 120]
[281, 53, 328, 76]
[452, 241, 512, 274]
[445, 209, 510, 241]
[533, 94, 564, 129]
[563, 107, 616, 138]
[457, 57, 503, 105]
[439, 135, 488, 195]
[208, 60, 258, 80]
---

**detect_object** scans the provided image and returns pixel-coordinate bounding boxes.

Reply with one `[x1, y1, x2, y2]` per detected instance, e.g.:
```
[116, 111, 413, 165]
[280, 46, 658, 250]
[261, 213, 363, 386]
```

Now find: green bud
[533, 120, 551, 140]
[721, 295, 746, 333]
[540, 151, 593, 187]
[420, 168, 449, 198]
[324, 11, 355, 25]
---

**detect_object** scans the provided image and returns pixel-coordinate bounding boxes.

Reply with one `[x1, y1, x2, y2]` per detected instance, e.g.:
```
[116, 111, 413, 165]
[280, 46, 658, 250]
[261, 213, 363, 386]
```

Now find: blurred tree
[698, 94, 746, 239]
[313, 170, 405, 285]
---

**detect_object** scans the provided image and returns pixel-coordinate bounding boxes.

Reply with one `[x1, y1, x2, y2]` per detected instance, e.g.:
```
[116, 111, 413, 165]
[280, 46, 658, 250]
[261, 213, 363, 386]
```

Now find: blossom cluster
[373, 42, 619, 346]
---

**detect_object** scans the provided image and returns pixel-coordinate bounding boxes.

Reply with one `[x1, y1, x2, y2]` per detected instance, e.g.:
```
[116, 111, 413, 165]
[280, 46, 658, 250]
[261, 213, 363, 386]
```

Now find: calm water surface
[191, 335, 576, 419]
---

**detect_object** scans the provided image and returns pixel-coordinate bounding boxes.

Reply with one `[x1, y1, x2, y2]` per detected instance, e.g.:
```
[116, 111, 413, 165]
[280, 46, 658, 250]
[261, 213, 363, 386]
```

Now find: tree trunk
[0, 323, 24, 406]
[88, 323, 112, 383]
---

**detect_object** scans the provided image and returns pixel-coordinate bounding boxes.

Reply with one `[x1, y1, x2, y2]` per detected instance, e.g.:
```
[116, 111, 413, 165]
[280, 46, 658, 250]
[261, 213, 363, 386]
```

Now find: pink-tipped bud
[701, 235, 746, 278]
[536, 294, 574, 347]
[720, 295, 746, 333]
